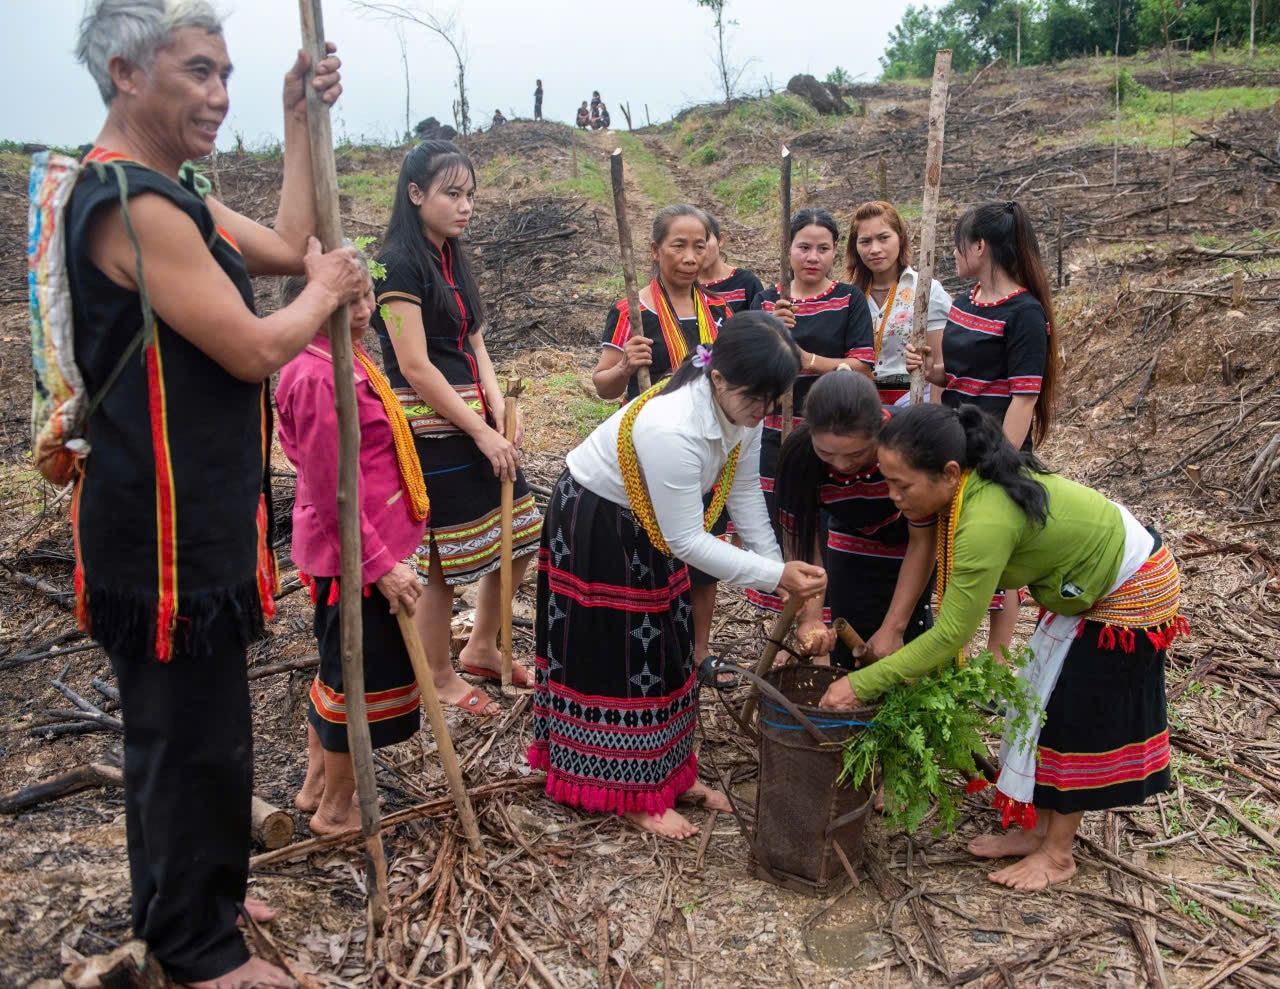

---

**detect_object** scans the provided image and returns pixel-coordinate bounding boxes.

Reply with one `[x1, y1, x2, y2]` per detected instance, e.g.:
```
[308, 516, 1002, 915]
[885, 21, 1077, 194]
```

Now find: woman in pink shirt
[276, 261, 431, 835]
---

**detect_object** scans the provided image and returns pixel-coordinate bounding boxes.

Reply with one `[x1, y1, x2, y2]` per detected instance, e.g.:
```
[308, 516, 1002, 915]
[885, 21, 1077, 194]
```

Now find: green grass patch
[730, 93, 820, 129]
[686, 142, 723, 167]
[543, 372, 617, 437]
[1092, 85, 1280, 147]
[714, 166, 781, 221]
[615, 134, 680, 205]
[338, 172, 397, 210]
[550, 155, 611, 207]
[583, 273, 626, 298]
[478, 153, 521, 186]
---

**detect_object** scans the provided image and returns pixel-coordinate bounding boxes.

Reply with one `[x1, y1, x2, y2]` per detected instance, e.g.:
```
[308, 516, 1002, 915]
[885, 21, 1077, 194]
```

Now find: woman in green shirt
[821, 404, 1187, 891]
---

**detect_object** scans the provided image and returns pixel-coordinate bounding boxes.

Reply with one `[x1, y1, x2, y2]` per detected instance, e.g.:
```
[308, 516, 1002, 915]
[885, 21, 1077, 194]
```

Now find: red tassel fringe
[966, 776, 991, 794]
[991, 789, 1038, 830]
[526, 744, 699, 817]
[1095, 616, 1189, 653]
[326, 579, 340, 606]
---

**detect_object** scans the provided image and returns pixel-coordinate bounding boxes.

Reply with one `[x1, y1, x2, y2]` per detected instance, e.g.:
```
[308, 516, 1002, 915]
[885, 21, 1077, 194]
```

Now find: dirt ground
[2, 51, 1280, 989]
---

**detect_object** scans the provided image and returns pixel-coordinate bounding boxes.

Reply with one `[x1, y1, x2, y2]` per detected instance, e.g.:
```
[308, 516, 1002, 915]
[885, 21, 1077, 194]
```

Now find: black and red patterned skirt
[527, 470, 699, 815]
[1031, 618, 1171, 813]
[307, 576, 421, 752]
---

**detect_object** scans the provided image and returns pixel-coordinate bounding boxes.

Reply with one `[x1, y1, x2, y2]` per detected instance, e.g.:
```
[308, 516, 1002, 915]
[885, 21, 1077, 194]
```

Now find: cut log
[251, 796, 295, 850]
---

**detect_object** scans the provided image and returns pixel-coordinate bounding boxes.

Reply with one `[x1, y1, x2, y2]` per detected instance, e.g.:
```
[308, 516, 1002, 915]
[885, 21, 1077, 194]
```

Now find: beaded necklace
[868, 281, 899, 361]
[651, 278, 717, 367]
[354, 346, 431, 522]
[935, 470, 971, 664]
[617, 380, 740, 557]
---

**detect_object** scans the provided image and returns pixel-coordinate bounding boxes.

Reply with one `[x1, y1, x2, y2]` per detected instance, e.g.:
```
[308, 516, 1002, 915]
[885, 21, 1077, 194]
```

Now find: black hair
[774, 370, 884, 560]
[789, 207, 840, 246]
[381, 140, 485, 329]
[704, 211, 723, 241]
[879, 403, 1050, 525]
[953, 200, 1057, 446]
[663, 310, 800, 407]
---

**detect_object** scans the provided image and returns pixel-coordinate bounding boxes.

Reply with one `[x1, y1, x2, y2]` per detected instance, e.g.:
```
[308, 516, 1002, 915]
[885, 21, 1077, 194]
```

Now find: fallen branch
[0, 763, 123, 814]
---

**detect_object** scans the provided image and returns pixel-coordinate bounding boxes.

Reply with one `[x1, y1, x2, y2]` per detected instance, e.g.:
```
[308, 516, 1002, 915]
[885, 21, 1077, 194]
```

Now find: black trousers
[109, 610, 252, 982]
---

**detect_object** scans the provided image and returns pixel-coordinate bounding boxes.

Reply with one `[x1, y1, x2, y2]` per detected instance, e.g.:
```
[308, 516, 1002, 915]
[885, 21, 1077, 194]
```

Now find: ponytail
[954, 200, 1058, 446]
[879, 404, 1050, 526]
[773, 422, 825, 560]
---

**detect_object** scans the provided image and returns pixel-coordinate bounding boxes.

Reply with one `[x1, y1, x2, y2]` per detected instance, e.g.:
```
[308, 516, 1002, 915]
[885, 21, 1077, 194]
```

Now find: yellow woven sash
[354, 347, 430, 523]
[617, 381, 739, 557]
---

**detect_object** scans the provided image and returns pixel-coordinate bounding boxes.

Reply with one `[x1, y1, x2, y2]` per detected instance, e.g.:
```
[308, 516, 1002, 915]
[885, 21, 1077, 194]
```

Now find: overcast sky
[5, 0, 909, 148]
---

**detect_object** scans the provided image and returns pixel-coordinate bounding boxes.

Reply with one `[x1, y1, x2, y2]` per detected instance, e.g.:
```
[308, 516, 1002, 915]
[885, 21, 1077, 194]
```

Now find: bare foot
[188, 956, 294, 988]
[624, 808, 699, 840]
[967, 823, 1047, 860]
[235, 897, 276, 927]
[294, 778, 324, 813]
[679, 780, 733, 813]
[874, 784, 885, 812]
[989, 846, 1077, 891]
[310, 800, 361, 836]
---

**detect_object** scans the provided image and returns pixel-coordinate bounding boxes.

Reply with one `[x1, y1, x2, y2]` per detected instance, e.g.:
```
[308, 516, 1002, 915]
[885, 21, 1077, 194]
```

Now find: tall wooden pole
[499, 378, 524, 691]
[609, 149, 651, 391]
[298, 0, 389, 927]
[397, 613, 483, 851]
[908, 49, 952, 407]
[778, 146, 794, 440]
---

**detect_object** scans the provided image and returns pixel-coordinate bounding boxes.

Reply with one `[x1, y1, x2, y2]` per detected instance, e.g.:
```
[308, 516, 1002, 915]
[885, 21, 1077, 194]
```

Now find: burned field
[1, 51, 1279, 988]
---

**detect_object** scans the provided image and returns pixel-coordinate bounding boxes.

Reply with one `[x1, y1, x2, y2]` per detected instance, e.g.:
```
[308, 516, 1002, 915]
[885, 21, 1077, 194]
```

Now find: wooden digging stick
[741, 593, 805, 726]
[298, 0, 389, 927]
[833, 618, 869, 664]
[499, 377, 525, 692]
[609, 149, 651, 391]
[908, 49, 952, 406]
[396, 612, 482, 852]
[778, 146, 794, 440]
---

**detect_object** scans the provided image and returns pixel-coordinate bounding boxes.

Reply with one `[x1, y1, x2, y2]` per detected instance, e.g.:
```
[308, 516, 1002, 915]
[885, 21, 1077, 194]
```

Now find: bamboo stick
[778, 146, 794, 440]
[396, 611, 483, 852]
[908, 49, 952, 407]
[741, 594, 804, 726]
[297, 0, 389, 927]
[499, 378, 524, 691]
[609, 150, 651, 391]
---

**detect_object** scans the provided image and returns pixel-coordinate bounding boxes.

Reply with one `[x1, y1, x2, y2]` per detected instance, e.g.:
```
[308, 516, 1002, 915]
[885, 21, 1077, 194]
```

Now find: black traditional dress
[700, 266, 765, 314]
[374, 238, 542, 584]
[752, 280, 875, 513]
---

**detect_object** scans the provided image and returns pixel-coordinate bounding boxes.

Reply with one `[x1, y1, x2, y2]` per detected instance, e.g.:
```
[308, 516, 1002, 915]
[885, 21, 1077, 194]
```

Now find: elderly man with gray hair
[67, 2, 365, 985]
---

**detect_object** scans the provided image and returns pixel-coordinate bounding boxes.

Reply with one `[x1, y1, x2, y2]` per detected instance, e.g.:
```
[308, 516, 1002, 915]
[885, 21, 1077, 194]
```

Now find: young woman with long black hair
[908, 200, 1058, 654]
[698, 211, 764, 314]
[821, 404, 1184, 892]
[532, 313, 827, 840]
[773, 370, 936, 667]
[373, 140, 543, 718]
[744, 207, 874, 612]
[846, 200, 952, 405]
[594, 204, 732, 669]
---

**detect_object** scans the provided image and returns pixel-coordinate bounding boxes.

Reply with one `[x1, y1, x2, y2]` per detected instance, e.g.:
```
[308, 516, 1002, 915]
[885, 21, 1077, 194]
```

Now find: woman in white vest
[846, 200, 952, 405]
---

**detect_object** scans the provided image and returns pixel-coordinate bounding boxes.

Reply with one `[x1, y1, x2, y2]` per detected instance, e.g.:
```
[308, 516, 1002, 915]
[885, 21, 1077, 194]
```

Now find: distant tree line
[881, 0, 1279, 78]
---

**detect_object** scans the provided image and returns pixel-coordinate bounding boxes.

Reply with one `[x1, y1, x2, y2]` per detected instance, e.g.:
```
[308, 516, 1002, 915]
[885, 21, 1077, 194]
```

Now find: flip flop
[460, 662, 535, 689]
[696, 655, 741, 691]
[448, 686, 501, 718]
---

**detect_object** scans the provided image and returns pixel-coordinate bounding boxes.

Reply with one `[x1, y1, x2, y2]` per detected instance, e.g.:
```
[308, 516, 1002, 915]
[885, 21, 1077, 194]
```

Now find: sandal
[448, 686, 501, 717]
[697, 655, 741, 691]
[460, 662, 535, 689]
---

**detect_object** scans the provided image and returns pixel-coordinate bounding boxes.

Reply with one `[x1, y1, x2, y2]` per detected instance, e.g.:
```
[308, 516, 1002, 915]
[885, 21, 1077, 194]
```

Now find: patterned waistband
[1083, 545, 1188, 651]
[394, 384, 484, 437]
